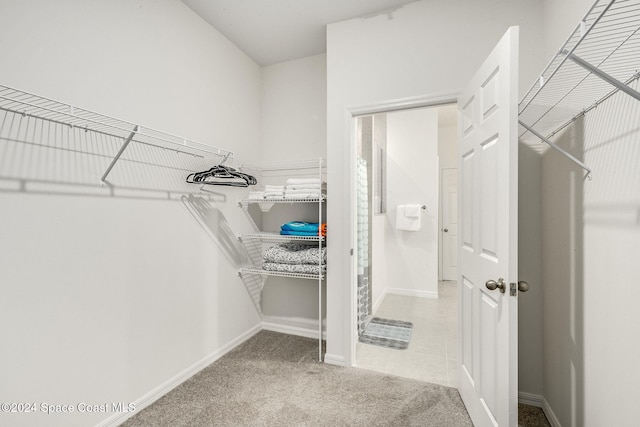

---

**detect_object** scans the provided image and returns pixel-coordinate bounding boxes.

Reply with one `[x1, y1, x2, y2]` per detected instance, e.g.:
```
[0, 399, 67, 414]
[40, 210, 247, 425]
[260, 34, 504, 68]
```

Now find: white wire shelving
[238, 196, 325, 211]
[238, 232, 324, 243]
[240, 158, 326, 173]
[236, 158, 326, 361]
[518, 0, 640, 177]
[0, 84, 233, 185]
[239, 267, 325, 280]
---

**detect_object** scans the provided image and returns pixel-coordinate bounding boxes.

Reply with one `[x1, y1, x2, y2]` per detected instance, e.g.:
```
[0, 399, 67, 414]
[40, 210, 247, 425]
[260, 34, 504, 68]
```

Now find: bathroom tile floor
[356, 281, 458, 387]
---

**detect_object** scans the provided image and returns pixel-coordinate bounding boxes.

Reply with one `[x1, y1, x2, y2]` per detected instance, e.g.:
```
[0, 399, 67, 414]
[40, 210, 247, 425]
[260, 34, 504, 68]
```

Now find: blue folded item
[280, 230, 319, 236]
[280, 221, 320, 233]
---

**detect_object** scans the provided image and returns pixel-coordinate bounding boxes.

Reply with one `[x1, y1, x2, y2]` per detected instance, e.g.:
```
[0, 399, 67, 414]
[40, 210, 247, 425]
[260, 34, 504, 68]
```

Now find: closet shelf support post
[562, 51, 640, 102]
[100, 125, 139, 185]
[518, 120, 592, 178]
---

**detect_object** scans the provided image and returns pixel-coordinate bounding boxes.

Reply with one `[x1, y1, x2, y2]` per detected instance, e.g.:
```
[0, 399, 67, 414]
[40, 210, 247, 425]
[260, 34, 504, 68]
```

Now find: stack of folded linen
[283, 178, 326, 199]
[248, 191, 265, 200]
[262, 243, 327, 275]
[264, 184, 285, 200]
[280, 221, 324, 236]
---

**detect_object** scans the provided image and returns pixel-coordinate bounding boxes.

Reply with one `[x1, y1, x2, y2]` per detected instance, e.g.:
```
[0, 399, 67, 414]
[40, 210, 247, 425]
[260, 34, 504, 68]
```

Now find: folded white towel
[405, 204, 422, 218]
[396, 205, 421, 231]
[249, 191, 265, 200]
[284, 193, 320, 199]
[264, 185, 285, 191]
[286, 183, 325, 190]
[286, 178, 321, 185]
[266, 195, 285, 200]
[264, 191, 285, 197]
[284, 188, 321, 195]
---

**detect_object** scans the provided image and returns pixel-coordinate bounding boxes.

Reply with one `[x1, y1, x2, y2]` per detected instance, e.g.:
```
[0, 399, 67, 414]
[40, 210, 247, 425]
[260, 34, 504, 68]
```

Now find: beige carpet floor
[519, 403, 552, 427]
[122, 331, 473, 426]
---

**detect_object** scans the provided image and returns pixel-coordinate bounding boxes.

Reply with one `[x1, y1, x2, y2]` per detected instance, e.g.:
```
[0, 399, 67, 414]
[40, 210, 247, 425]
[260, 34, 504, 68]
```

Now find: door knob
[444, 228, 449, 232]
[485, 278, 506, 293]
[517, 281, 530, 292]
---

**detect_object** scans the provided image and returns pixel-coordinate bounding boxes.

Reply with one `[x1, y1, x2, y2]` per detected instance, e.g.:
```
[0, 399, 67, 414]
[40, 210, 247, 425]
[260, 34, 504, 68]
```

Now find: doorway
[354, 103, 458, 386]
[440, 168, 458, 281]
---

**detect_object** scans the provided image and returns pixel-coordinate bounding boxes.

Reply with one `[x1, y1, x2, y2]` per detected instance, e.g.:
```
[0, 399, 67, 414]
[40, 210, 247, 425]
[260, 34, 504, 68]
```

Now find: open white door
[457, 27, 519, 426]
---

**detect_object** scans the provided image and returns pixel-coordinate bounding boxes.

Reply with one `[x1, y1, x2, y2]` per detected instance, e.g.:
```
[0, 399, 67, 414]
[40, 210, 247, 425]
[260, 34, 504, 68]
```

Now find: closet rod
[518, 120, 592, 178]
[562, 50, 640, 101]
[240, 159, 326, 173]
[549, 72, 640, 139]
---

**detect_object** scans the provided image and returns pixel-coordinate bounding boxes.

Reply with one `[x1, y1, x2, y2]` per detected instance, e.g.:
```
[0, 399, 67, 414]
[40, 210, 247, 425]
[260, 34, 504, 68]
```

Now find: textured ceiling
[182, 0, 418, 66]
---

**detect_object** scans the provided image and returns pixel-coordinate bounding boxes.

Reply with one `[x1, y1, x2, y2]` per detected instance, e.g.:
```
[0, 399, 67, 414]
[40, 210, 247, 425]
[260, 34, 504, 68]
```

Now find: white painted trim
[438, 162, 443, 281]
[96, 324, 262, 427]
[371, 287, 438, 319]
[323, 353, 347, 366]
[349, 92, 460, 117]
[542, 397, 562, 427]
[386, 287, 439, 299]
[518, 391, 543, 407]
[371, 287, 388, 314]
[348, 109, 359, 368]
[262, 318, 327, 340]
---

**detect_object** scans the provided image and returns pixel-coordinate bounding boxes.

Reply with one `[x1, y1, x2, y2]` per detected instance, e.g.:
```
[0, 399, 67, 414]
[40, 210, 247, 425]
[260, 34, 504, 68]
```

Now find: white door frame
[440, 167, 458, 281]
[347, 92, 460, 364]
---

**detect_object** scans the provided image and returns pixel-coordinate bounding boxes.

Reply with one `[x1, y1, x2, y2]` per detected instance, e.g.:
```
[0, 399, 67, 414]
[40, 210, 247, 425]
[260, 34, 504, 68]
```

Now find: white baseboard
[372, 290, 386, 314]
[371, 287, 438, 314]
[542, 397, 562, 427]
[262, 321, 326, 340]
[385, 287, 439, 299]
[96, 323, 262, 427]
[518, 391, 543, 407]
[95, 319, 343, 427]
[323, 353, 347, 366]
[518, 393, 561, 427]
[261, 315, 326, 340]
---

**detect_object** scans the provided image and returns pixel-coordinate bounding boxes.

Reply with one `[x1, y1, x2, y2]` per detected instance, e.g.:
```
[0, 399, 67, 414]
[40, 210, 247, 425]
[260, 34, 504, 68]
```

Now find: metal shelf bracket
[100, 125, 139, 185]
[562, 51, 640, 102]
[519, 120, 592, 179]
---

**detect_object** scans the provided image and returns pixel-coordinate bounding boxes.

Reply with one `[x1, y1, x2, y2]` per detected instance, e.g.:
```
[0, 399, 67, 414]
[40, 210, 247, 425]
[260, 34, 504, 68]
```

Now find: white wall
[578, 88, 640, 426]
[438, 125, 458, 170]
[540, 2, 640, 425]
[0, 1, 262, 426]
[382, 108, 439, 298]
[518, 143, 544, 399]
[261, 54, 327, 162]
[326, 0, 545, 365]
[258, 54, 327, 335]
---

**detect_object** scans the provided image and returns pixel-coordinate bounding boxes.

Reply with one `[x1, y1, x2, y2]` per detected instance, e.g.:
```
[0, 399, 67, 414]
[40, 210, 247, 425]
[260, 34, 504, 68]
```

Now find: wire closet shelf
[238, 232, 324, 243]
[236, 158, 326, 361]
[239, 267, 325, 281]
[237, 157, 327, 282]
[0, 84, 234, 184]
[518, 0, 640, 177]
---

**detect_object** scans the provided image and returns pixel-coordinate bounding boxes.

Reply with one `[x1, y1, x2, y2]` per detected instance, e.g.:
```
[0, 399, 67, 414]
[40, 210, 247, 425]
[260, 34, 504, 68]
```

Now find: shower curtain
[357, 157, 370, 336]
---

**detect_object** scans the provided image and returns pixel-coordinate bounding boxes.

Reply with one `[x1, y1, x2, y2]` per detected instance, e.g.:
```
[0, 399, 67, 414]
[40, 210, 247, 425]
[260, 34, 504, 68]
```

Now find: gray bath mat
[359, 317, 413, 350]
